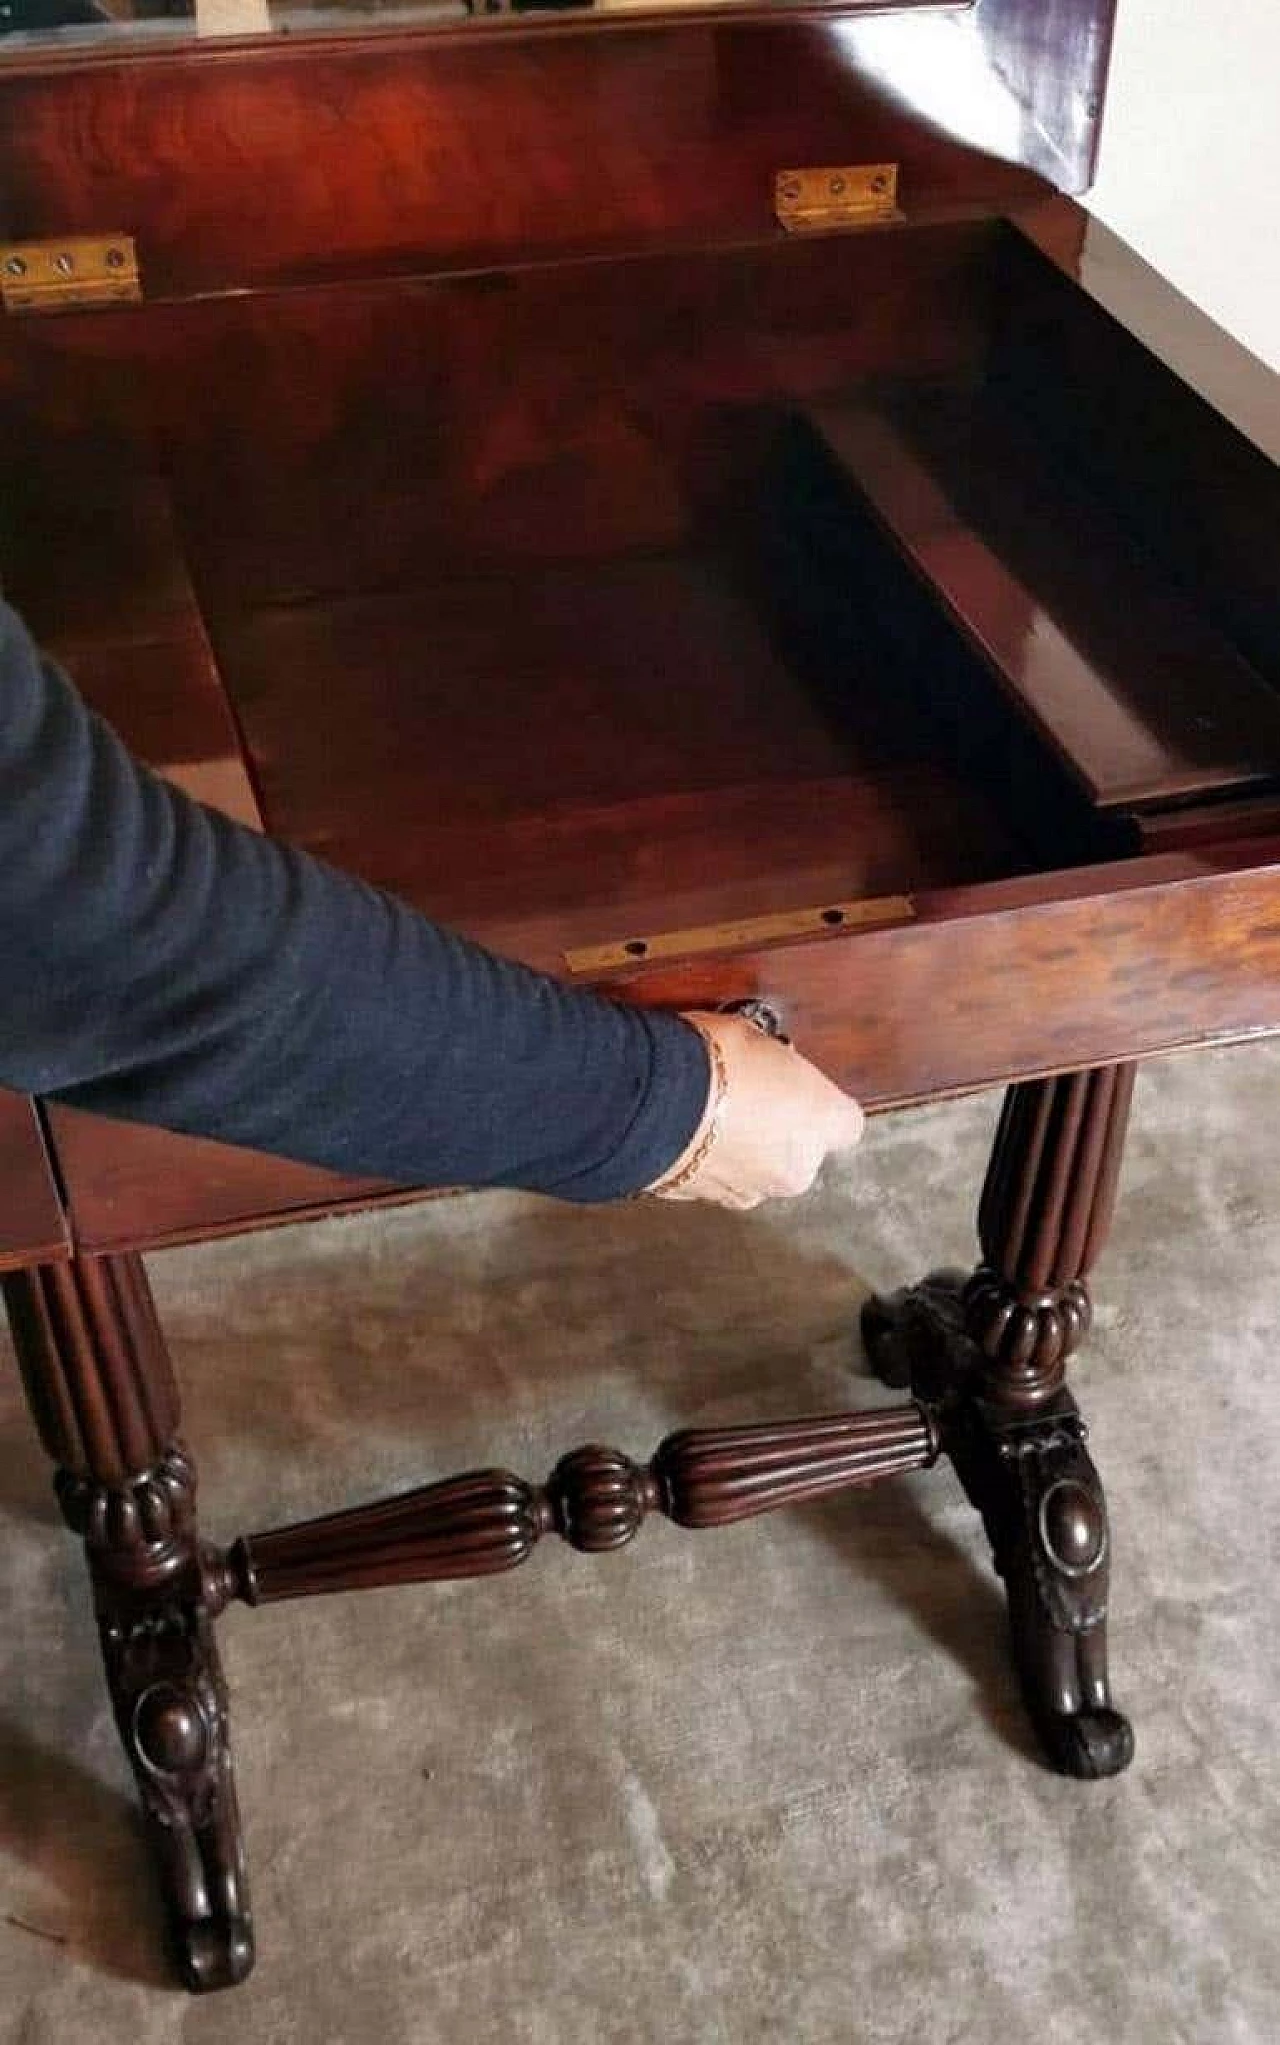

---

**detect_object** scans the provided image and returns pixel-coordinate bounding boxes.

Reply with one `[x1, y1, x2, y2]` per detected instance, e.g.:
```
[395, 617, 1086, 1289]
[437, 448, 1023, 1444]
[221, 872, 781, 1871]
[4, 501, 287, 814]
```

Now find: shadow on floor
[795, 1473, 1042, 1764]
[0, 1718, 173, 1989]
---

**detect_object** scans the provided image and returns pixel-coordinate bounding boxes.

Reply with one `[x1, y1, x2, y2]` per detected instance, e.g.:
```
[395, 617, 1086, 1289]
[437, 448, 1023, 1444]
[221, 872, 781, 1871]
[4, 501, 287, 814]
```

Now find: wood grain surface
[0, 14, 1049, 296]
[0, 1095, 68, 1270]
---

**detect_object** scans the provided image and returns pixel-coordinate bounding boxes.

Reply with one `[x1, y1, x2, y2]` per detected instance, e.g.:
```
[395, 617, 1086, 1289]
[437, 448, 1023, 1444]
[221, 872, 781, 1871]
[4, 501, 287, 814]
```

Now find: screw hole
[624, 939, 649, 957]
[821, 908, 846, 926]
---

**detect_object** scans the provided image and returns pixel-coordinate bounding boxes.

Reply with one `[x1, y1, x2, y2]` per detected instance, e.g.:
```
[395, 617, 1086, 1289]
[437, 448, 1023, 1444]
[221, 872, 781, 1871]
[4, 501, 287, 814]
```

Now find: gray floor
[2, 1044, 1278, 2044]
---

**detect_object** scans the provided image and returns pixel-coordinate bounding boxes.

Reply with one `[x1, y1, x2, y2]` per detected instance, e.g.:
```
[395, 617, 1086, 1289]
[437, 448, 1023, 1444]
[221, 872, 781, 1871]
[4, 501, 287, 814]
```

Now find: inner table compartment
[141, 226, 1096, 953]
[763, 385, 1280, 821]
[5, 217, 1276, 972]
[984, 223, 1280, 704]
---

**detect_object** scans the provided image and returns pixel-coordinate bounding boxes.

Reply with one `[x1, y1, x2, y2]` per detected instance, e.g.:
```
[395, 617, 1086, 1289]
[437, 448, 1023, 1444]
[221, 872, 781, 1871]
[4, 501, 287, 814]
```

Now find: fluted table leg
[3, 1068, 1142, 1991]
[4, 1254, 253, 1991]
[862, 1065, 1137, 1779]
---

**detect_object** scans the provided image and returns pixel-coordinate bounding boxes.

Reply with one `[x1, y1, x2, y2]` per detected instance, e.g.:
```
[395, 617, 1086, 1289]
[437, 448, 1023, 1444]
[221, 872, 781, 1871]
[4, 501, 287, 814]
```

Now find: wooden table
[2, 0, 1278, 1991]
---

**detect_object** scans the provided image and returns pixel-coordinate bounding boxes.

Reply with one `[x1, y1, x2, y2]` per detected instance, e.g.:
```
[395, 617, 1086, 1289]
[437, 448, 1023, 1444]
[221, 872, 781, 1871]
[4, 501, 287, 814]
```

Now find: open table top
[2, 194, 1277, 1264]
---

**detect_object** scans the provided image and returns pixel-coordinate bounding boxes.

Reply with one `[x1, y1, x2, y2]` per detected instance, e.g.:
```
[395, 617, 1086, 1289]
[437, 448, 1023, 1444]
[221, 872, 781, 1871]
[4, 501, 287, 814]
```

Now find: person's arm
[0, 599, 862, 1204]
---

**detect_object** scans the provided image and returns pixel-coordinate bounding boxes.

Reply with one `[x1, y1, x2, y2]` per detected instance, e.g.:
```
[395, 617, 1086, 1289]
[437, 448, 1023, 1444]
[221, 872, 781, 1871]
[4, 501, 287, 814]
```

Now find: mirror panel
[0, 0, 944, 55]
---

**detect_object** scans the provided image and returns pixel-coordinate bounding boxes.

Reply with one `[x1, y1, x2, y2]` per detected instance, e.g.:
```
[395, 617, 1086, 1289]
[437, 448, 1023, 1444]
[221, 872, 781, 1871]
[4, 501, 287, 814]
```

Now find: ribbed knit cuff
[546, 1009, 713, 1203]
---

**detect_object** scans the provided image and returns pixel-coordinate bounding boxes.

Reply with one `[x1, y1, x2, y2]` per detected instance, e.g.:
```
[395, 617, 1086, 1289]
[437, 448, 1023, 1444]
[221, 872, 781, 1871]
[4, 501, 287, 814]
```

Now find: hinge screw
[54, 252, 76, 275]
[4, 255, 26, 277]
[779, 178, 801, 201]
[105, 246, 127, 269]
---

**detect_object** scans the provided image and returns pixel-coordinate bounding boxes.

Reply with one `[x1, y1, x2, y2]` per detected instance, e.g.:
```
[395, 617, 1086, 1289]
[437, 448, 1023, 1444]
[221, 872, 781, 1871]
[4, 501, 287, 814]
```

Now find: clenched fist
[646, 1009, 865, 1210]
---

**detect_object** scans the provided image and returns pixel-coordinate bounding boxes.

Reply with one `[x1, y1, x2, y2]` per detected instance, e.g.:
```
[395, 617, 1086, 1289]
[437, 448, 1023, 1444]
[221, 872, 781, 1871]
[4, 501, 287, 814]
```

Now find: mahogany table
[2, 0, 1278, 1990]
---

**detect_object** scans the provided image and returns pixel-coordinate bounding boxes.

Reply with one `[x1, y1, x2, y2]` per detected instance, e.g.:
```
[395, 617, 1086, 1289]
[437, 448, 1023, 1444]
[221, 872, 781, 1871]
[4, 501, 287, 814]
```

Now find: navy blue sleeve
[0, 600, 710, 1200]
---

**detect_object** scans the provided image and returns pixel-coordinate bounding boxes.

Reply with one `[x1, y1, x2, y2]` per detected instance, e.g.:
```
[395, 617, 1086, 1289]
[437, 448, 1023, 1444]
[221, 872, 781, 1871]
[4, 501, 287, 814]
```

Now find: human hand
[645, 1010, 865, 1210]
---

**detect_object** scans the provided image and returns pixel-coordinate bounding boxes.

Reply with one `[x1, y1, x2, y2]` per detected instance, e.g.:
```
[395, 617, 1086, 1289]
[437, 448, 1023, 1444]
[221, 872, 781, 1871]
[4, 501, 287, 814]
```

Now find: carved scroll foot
[5, 1258, 254, 1992]
[861, 1273, 1133, 1780]
[861, 1269, 972, 1397]
[98, 1588, 253, 1991]
[948, 1396, 1134, 1780]
[57, 1450, 255, 1992]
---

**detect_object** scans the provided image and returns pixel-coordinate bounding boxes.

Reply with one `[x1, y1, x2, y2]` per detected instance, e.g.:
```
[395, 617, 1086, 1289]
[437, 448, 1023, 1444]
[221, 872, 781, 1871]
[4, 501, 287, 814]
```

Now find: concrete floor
[2, 1043, 1278, 2044]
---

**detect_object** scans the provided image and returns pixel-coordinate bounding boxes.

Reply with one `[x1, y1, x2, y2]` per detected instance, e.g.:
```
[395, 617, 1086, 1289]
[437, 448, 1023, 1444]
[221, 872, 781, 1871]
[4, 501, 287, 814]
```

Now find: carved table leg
[862, 1065, 1137, 1779]
[3, 1254, 252, 1991]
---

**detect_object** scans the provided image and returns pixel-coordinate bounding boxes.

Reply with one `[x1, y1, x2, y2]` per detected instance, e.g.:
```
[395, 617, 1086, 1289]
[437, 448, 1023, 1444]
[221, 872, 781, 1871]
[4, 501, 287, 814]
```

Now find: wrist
[643, 1018, 727, 1197]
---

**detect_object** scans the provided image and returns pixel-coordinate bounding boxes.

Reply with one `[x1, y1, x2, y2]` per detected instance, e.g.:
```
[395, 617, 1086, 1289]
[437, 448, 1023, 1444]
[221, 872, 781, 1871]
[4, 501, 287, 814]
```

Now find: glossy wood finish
[0, 206, 1275, 1251]
[4, 1253, 179, 1482]
[611, 844, 1280, 1109]
[223, 1406, 939, 1602]
[866, 1269, 1133, 1779]
[3, 227, 989, 605]
[0, 368, 263, 827]
[991, 210, 1280, 688]
[981, 1067, 1135, 1295]
[968, 1062, 1135, 1407]
[40, 1105, 397, 1255]
[1, 1256, 251, 1988]
[796, 393, 1280, 810]
[863, 1061, 1136, 1779]
[0, 10, 1060, 299]
[0, 1095, 68, 1270]
[32, 833, 1280, 1254]
[207, 562, 1029, 910]
[970, 0, 1117, 191]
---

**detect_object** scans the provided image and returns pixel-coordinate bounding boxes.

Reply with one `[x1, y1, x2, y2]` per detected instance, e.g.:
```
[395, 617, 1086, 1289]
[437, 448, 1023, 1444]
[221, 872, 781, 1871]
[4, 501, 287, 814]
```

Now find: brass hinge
[1, 236, 141, 316]
[774, 165, 903, 236]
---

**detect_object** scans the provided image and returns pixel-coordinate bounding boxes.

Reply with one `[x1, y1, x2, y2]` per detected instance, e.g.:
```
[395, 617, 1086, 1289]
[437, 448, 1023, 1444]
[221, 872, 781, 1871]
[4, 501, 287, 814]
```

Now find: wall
[1088, 0, 1280, 371]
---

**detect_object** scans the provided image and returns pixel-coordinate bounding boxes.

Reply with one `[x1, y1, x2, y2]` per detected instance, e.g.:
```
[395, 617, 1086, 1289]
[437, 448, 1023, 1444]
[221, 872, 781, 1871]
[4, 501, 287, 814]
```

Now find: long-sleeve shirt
[0, 599, 710, 1200]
